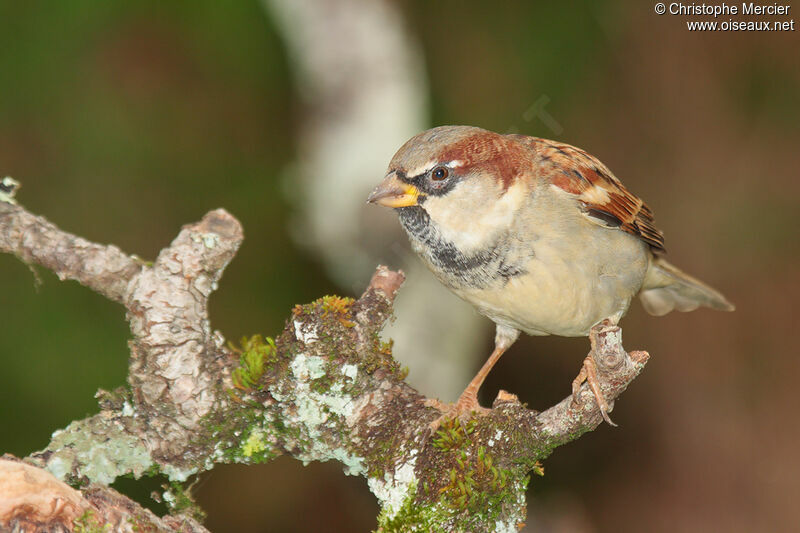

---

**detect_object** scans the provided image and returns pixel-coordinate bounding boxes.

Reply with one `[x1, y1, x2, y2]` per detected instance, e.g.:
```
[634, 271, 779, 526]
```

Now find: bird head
[367, 126, 533, 249]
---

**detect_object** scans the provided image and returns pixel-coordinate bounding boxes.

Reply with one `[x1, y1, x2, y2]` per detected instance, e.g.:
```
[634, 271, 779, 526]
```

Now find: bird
[366, 125, 734, 425]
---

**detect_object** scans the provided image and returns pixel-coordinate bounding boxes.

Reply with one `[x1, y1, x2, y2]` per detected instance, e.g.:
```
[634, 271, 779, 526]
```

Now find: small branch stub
[0, 176, 20, 204]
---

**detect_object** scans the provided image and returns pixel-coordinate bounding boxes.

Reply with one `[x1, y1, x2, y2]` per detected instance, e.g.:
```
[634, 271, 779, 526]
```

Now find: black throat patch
[396, 206, 529, 289]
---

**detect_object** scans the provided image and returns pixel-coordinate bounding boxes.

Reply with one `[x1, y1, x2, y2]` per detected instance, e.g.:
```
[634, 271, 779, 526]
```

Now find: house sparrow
[367, 125, 734, 424]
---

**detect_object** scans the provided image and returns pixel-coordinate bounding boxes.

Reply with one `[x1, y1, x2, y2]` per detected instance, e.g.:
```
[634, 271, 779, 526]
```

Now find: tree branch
[0, 455, 210, 533]
[0, 198, 142, 304]
[0, 190, 648, 532]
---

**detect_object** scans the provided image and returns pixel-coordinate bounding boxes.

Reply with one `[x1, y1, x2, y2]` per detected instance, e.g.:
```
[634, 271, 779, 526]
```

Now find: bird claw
[424, 395, 490, 433]
[572, 352, 617, 427]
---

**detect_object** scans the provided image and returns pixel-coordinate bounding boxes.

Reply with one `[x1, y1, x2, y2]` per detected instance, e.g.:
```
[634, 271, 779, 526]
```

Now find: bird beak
[366, 172, 420, 208]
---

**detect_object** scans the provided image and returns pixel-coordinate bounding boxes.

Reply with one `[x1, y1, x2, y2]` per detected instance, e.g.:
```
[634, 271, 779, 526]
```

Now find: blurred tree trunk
[262, 0, 488, 402]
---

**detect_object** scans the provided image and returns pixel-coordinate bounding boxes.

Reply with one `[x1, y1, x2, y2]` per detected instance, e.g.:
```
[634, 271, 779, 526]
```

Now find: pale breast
[453, 228, 649, 336]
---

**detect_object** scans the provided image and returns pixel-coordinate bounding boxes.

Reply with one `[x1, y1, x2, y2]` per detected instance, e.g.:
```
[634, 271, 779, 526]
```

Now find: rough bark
[0, 455, 209, 533]
[0, 190, 648, 532]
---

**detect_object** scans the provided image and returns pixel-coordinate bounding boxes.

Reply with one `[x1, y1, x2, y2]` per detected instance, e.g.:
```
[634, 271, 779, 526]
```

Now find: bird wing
[507, 135, 665, 252]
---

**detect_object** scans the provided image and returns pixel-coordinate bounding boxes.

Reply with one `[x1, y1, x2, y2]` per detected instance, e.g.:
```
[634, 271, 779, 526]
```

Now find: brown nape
[437, 132, 533, 191]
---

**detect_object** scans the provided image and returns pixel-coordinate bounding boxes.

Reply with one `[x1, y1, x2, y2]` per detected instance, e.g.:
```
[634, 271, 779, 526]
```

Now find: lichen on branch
[1, 193, 648, 532]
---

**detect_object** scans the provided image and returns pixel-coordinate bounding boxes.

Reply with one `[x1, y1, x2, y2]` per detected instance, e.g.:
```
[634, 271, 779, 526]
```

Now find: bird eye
[431, 166, 449, 181]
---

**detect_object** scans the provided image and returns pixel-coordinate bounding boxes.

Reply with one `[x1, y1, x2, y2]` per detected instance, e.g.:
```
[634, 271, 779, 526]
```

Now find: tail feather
[639, 257, 735, 316]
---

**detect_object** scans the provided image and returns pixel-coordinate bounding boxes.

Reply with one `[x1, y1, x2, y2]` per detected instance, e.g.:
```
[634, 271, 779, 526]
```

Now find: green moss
[229, 335, 277, 390]
[241, 428, 267, 457]
[424, 418, 533, 527]
[293, 294, 404, 384]
[432, 418, 476, 452]
[238, 421, 280, 463]
[366, 440, 394, 478]
[310, 374, 333, 394]
[162, 480, 206, 522]
[320, 295, 355, 327]
[198, 401, 278, 467]
[437, 446, 511, 513]
[375, 482, 439, 532]
[378, 339, 394, 355]
[397, 366, 409, 381]
[362, 427, 413, 480]
[359, 331, 403, 377]
[74, 510, 110, 533]
[293, 295, 356, 328]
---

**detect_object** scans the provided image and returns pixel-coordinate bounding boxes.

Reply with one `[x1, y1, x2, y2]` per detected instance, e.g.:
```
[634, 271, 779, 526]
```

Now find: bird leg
[425, 325, 519, 431]
[453, 343, 509, 413]
[571, 320, 619, 426]
[424, 344, 505, 431]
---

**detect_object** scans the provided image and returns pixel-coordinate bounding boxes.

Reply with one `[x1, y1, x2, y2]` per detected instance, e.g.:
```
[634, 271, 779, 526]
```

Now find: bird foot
[424, 393, 490, 433]
[571, 322, 619, 426]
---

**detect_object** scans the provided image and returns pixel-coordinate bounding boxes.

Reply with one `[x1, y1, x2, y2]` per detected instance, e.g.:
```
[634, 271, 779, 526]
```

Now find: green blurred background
[1, 1, 797, 531]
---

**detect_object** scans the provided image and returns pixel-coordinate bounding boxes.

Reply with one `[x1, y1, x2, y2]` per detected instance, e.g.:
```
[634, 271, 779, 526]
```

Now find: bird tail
[639, 257, 735, 316]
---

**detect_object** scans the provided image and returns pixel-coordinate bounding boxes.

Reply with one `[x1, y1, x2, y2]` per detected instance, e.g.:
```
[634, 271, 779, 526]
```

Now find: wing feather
[508, 135, 666, 252]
